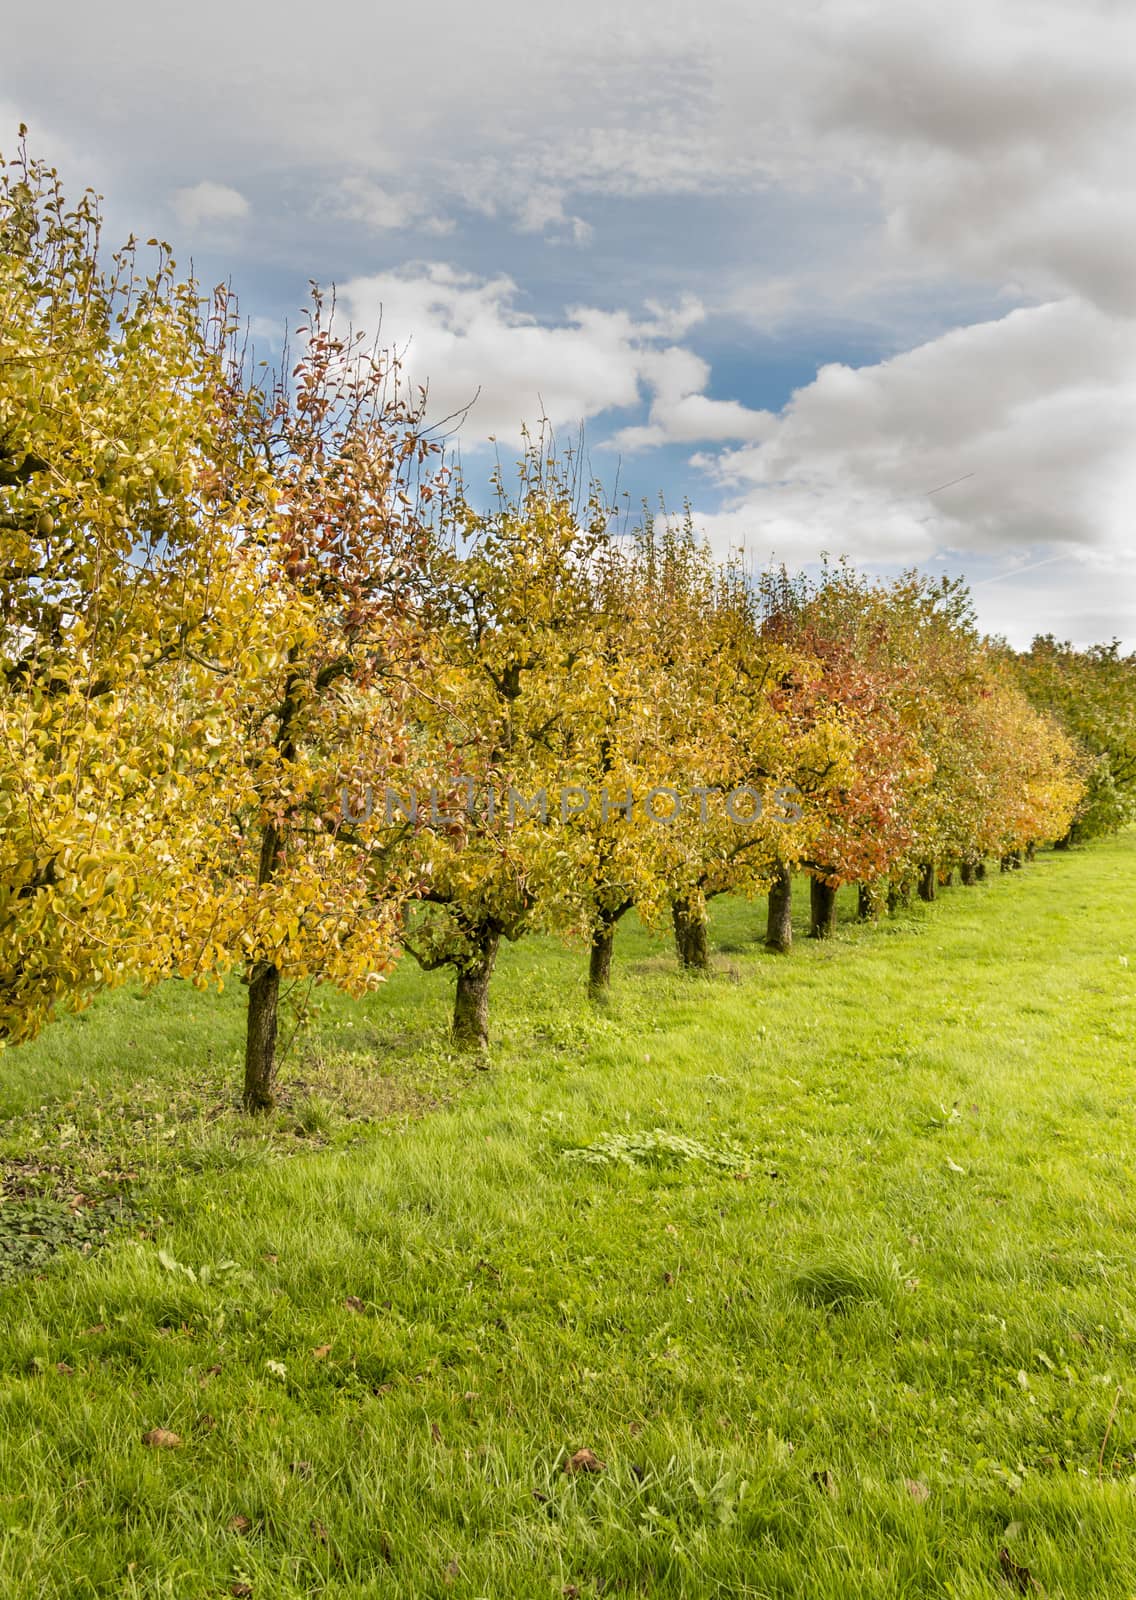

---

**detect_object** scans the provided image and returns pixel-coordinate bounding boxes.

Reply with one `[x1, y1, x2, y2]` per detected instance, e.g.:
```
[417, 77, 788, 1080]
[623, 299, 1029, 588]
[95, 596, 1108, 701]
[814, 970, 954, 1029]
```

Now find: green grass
[2, 842, 1136, 1598]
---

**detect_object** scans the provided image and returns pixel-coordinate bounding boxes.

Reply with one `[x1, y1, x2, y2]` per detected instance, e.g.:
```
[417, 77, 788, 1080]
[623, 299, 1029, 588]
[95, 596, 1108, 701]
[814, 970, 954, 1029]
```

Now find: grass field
[2, 838, 1135, 1598]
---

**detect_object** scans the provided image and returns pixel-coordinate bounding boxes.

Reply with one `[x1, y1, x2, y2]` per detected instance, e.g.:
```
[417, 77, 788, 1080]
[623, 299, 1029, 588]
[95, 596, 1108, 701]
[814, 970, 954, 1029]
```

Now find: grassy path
[2, 840, 1135, 1597]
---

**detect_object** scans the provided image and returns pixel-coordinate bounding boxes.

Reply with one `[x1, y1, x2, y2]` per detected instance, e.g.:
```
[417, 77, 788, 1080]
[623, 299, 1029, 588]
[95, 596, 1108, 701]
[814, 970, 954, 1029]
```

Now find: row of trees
[3, 143, 1132, 1110]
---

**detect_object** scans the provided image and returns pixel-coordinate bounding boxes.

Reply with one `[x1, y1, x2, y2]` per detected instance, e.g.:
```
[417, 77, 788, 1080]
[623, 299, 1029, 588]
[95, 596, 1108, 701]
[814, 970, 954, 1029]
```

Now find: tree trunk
[918, 862, 936, 902]
[453, 925, 500, 1050]
[1000, 851, 1022, 873]
[765, 863, 793, 952]
[588, 919, 616, 999]
[857, 883, 878, 922]
[975, 860, 987, 880]
[1053, 831, 1072, 851]
[887, 882, 900, 916]
[243, 960, 281, 1112]
[809, 876, 837, 939]
[1025, 840, 1036, 861]
[960, 859, 977, 886]
[672, 898, 710, 971]
[243, 669, 300, 1113]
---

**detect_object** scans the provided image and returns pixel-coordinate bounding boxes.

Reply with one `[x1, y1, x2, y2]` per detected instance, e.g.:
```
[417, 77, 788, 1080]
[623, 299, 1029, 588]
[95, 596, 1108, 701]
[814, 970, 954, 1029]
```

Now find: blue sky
[5, 0, 1135, 645]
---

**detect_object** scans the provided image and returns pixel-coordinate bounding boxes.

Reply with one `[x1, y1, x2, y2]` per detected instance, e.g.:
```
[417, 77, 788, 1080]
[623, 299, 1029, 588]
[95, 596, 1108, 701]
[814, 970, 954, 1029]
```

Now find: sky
[5, 0, 1135, 647]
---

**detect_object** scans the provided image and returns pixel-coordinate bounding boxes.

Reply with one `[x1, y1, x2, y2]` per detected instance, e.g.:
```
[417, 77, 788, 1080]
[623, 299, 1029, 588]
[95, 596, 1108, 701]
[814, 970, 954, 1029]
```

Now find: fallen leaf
[142, 1428, 181, 1449]
[946, 1158, 967, 1174]
[311, 1345, 332, 1360]
[343, 1296, 365, 1313]
[904, 1478, 929, 1503]
[82, 1323, 107, 1336]
[55, 1361, 73, 1375]
[229, 1586, 253, 1599]
[811, 1468, 838, 1499]
[291, 1460, 313, 1478]
[263, 1253, 278, 1264]
[195, 1413, 216, 1433]
[229, 1515, 251, 1534]
[442, 1557, 460, 1585]
[310, 1518, 328, 1545]
[998, 1546, 1039, 1592]
[564, 1448, 605, 1474]
[431, 1422, 445, 1445]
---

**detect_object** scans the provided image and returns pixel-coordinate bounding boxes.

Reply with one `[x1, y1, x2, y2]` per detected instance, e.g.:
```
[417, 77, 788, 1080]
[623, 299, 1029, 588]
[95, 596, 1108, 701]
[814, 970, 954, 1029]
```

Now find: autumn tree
[1010, 637, 1136, 846]
[192, 294, 445, 1109]
[0, 135, 257, 1043]
[394, 439, 613, 1047]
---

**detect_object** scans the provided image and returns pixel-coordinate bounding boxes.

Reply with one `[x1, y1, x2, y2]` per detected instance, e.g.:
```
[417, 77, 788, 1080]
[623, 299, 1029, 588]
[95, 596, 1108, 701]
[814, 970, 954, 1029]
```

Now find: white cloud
[339, 267, 713, 443]
[689, 299, 1136, 569]
[172, 180, 248, 229]
[335, 176, 454, 236]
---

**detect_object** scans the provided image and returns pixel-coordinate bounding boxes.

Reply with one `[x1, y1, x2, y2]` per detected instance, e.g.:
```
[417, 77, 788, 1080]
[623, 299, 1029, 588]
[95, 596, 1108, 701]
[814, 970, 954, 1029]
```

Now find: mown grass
[2, 841, 1135, 1598]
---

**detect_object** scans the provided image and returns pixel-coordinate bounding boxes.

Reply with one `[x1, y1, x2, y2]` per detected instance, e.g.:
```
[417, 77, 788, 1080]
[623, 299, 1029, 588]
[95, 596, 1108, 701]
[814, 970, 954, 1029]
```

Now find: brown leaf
[442, 1557, 460, 1585]
[142, 1428, 181, 1449]
[82, 1323, 107, 1336]
[311, 1344, 332, 1360]
[564, 1448, 606, 1474]
[904, 1478, 929, 1503]
[229, 1586, 253, 1598]
[229, 1514, 252, 1534]
[263, 1253, 278, 1264]
[291, 1460, 313, 1478]
[431, 1422, 445, 1445]
[343, 1295, 365, 1313]
[195, 1413, 216, 1433]
[55, 1361, 74, 1375]
[999, 1548, 1039, 1593]
[811, 1468, 838, 1499]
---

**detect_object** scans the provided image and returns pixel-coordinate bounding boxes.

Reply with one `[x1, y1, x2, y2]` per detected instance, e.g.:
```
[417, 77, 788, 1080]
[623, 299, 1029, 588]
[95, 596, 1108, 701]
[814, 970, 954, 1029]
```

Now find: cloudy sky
[6, 0, 1135, 645]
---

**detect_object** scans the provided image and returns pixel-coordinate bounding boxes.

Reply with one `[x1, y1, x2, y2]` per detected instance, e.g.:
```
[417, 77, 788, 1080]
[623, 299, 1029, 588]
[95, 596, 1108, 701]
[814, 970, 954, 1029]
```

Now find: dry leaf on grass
[564, 1448, 605, 1474]
[811, 1468, 838, 1498]
[141, 1428, 181, 1449]
[904, 1478, 930, 1503]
